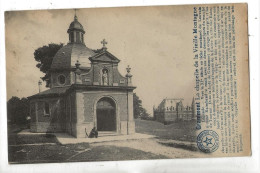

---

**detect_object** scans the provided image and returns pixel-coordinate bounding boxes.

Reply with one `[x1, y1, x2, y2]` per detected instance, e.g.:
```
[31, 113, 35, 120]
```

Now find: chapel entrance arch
[96, 97, 116, 131]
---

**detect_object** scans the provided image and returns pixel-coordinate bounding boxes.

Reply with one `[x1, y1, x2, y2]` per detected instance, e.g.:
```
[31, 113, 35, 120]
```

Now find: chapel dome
[50, 43, 95, 70]
[50, 14, 95, 70]
[67, 15, 85, 34]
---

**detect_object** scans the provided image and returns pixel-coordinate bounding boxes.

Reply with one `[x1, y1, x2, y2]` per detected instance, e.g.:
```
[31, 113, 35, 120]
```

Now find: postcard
[5, 3, 250, 164]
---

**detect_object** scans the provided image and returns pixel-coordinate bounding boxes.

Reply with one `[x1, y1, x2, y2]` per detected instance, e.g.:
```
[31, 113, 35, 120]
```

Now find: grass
[9, 144, 77, 163]
[8, 119, 197, 163]
[8, 134, 59, 145]
[8, 141, 167, 164]
[135, 119, 197, 142]
[69, 145, 167, 162]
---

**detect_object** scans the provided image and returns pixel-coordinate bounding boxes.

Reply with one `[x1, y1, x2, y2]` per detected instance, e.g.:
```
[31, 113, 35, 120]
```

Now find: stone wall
[29, 88, 135, 137]
[30, 97, 66, 133]
[74, 90, 135, 137]
[64, 92, 77, 137]
[80, 62, 127, 86]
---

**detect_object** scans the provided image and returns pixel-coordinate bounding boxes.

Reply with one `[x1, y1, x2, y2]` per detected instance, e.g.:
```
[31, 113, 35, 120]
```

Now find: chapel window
[44, 102, 50, 116]
[58, 74, 66, 85]
[70, 33, 74, 42]
[81, 33, 84, 43]
[76, 32, 80, 42]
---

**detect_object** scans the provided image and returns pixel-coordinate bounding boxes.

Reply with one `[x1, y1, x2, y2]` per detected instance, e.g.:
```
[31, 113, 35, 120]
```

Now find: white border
[0, 0, 259, 173]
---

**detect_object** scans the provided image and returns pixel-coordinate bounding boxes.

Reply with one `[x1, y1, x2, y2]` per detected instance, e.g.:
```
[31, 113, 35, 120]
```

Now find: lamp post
[125, 65, 133, 135]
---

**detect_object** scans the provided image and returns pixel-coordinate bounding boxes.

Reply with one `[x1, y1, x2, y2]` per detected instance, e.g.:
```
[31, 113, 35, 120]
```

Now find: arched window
[81, 33, 84, 43]
[44, 102, 50, 116]
[76, 32, 80, 42]
[70, 33, 74, 42]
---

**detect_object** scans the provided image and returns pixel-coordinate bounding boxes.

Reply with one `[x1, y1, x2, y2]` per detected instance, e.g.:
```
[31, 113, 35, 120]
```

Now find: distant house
[153, 98, 196, 124]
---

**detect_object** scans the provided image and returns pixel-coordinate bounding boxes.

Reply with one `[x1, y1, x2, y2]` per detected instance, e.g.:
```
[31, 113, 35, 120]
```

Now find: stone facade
[28, 14, 136, 138]
[153, 98, 196, 124]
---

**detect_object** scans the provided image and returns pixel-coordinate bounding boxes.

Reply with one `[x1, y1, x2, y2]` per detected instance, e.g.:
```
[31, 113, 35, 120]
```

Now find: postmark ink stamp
[197, 130, 219, 153]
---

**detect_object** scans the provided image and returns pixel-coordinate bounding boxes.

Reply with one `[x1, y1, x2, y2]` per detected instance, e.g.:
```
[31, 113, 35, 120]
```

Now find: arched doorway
[96, 97, 116, 131]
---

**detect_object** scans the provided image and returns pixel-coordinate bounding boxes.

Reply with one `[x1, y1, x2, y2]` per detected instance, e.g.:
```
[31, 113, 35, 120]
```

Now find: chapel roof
[67, 15, 85, 34]
[89, 50, 120, 63]
[50, 14, 96, 70]
[50, 43, 95, 70]
[28, 86, 70, 99]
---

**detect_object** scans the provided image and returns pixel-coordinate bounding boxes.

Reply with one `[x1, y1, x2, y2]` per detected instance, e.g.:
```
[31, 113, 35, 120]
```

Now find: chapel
[28, 14, 136, 138]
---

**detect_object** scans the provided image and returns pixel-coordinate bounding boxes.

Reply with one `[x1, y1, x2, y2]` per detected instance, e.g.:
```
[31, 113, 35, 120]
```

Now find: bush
[7, 96, 30, 126]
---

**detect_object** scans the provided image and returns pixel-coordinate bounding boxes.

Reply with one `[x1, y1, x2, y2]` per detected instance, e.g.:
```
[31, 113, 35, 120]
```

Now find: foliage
[34, 43, 63, 87]
[7, 96, 30, 125]
[133, 93, 150, 119]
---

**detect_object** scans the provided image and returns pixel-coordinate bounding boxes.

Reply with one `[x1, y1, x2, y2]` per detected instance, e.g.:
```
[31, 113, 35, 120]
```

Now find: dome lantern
[67, 11, 85, 44]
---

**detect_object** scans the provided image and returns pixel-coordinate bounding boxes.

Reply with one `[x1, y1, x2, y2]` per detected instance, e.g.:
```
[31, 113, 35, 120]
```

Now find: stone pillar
[75, 74, 82, 84]
[127, 92, 135, 134]
[125, 65, 135, 134]
[70, 72, 75, 84]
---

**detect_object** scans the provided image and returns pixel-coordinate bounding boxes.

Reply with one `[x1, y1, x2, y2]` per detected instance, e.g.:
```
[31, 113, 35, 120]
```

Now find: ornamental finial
[74, 9, 78, 21]
[75, 60, 81, 76]
[75, 60, 81, 68]
[125, 65, 133, 86]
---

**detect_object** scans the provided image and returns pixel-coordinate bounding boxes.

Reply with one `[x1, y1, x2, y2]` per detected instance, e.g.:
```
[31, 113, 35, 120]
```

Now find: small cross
[126, 65, 131, 73]
[101, 39, 108, 48]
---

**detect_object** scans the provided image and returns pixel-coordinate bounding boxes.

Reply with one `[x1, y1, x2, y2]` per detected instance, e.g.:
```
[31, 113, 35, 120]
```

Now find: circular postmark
[197, 130, 219, 153]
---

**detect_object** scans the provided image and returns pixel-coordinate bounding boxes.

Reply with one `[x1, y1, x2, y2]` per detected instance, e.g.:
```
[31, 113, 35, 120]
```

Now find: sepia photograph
[4, 2, 252, 166]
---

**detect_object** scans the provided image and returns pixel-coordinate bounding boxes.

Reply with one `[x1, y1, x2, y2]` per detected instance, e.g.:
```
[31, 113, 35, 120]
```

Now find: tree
[7, 97, 29, 126]
[133, 93, 150, 119]
[34, 43, 63, 87]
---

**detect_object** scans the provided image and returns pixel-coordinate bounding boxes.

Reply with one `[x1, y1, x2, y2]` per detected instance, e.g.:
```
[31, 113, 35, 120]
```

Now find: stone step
[98, 131, 119, 137]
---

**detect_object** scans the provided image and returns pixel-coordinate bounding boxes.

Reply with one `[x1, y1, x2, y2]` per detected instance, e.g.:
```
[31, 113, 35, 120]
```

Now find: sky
[5, 6, 195, 114]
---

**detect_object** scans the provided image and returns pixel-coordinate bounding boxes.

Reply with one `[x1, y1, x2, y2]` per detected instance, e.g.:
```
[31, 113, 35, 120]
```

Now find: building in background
[153, 98, 196, 124]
